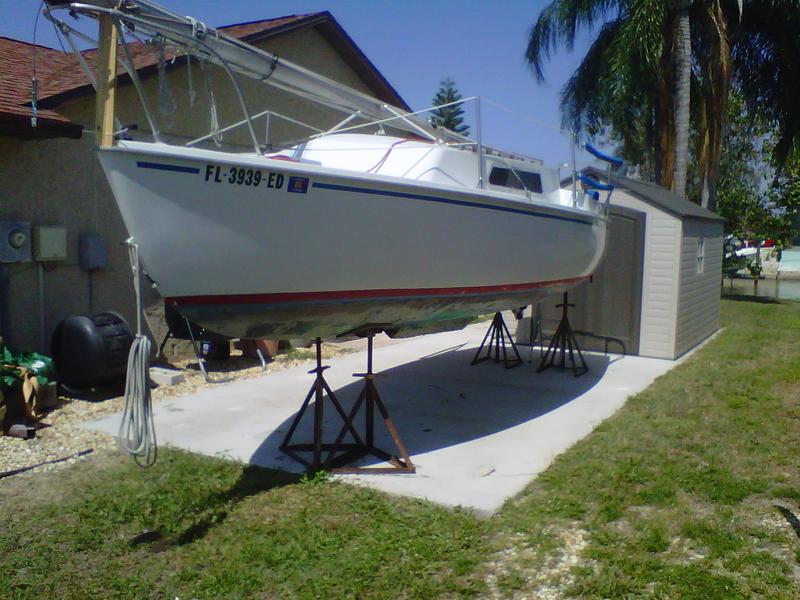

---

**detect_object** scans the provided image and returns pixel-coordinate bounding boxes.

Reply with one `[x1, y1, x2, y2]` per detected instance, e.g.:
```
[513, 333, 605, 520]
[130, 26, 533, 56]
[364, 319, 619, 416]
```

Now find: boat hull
[98, 142, 606, 338]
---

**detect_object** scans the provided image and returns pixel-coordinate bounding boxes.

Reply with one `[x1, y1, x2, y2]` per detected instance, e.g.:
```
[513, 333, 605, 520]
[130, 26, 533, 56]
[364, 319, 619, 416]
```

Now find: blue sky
[2, 1, 602, 167]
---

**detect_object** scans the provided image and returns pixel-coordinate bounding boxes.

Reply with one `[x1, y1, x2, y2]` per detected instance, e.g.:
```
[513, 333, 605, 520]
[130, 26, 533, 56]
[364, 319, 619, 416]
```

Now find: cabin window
[696, 238, 705, 274]
[488, 167, 543, 194]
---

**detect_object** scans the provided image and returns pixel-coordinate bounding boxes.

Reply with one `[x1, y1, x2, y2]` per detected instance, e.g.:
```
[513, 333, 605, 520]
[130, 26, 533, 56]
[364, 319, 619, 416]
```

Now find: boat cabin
[273, 133, 569, 206]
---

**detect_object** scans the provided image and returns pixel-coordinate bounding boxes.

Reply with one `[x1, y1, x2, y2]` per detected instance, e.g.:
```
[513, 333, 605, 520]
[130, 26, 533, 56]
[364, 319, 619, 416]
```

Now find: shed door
[539, 206, 645, 354]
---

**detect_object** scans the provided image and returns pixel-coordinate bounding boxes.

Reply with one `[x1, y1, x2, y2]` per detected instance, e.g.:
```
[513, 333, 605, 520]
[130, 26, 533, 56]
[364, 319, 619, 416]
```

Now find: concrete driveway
[88, 320, 682, 515]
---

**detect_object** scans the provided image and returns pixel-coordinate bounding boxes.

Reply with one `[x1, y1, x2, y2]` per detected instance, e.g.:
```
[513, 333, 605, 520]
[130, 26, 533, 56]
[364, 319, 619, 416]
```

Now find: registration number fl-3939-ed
[204, 165, 285, 189]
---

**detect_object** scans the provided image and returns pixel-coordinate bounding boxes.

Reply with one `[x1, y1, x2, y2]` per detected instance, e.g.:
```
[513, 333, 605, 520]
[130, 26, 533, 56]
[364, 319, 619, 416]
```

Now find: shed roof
[579, 166, 725, 223]
[0, 11, 409, 139]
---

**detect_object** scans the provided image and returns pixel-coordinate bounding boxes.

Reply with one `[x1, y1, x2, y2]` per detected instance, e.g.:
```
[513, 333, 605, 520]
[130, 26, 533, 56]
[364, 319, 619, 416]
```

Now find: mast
[94, 12, 117, 147]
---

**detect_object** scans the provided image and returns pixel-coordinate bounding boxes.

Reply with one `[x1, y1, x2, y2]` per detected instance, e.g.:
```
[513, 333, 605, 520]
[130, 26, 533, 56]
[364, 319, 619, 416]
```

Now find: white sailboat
[47, 0, 615, 340]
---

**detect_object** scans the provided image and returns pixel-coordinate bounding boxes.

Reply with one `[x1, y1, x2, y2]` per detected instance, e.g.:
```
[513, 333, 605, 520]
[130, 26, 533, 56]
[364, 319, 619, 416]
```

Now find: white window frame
[696, 238, 705, 274]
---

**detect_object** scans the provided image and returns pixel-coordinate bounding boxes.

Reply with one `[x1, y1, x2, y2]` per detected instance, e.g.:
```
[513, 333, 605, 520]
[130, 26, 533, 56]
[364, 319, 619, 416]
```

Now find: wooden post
[95, 14, 117, 148]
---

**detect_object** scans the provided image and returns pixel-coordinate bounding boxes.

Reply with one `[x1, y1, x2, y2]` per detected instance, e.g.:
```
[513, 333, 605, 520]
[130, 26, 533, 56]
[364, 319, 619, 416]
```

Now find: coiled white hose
[118, 334, 157, 467]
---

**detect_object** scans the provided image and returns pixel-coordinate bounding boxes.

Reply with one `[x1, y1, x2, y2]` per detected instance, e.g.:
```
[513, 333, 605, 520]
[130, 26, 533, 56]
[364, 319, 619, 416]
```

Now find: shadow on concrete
[249, 346, 610, 470]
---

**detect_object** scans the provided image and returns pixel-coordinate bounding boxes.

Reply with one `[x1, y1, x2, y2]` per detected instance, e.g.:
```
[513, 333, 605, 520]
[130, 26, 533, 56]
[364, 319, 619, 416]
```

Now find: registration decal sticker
[287, 176, 309, 194]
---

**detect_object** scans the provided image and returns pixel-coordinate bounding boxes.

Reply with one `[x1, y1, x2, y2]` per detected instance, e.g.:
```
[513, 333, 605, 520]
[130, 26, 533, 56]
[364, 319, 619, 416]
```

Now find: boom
[45, 0, 455, 143]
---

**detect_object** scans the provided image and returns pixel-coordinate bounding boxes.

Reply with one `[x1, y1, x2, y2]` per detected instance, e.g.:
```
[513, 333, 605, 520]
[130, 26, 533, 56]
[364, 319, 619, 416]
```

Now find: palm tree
[693, 1, 742, 212]
[734, 0, 800, 168]
[526, 0, 684, 191]
[673, 0, 692, 199]
[526, 0, 746, 210]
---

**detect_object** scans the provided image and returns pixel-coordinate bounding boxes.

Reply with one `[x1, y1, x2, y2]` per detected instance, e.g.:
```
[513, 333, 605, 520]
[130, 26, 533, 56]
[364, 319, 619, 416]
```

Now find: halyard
[2, 298, 800, 599]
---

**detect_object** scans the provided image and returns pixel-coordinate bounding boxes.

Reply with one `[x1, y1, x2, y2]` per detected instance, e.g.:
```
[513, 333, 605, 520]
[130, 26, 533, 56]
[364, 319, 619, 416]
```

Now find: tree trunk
[697, 0, 739, 213]
[673, 2, 692, 198]
[655, 11, 678, 189]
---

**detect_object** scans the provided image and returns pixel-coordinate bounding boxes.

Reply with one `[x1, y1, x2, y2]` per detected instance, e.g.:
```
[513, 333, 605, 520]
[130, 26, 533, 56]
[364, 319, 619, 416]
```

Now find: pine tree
[430, 78, 470, 136]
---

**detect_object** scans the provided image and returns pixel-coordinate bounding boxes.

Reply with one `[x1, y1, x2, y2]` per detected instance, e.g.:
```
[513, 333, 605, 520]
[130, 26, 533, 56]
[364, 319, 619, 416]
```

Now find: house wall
[0, 25, 386, 352]
[607, 190, 682, 359]
[0, 134, 135, 352]
[674, 219, 723, 358]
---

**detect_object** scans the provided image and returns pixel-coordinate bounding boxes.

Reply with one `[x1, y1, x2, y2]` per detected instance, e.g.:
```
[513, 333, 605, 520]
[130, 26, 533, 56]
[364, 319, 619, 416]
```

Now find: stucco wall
[1, 25, 391, 351]
[0, 135, 136, 351]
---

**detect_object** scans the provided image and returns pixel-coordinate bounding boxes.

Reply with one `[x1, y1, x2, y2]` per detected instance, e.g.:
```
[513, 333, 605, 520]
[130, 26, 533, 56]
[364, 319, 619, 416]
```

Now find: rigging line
[52, 20, 124, 134]
[200, 59, 222, 146]
[186, 108, 323, 147]
[64, 2, 262, 152]
[301, 96, 479, 139]
[47, 8, 69, 54]
[157, 37, 177, 127]
[261, 54, 278, 82]
[480, 97, 569, 135]
[186, 53, 196, 107]
[114, 19, 162, 141]
[31, 1, 46, 128]
[194, 40, 263, 153]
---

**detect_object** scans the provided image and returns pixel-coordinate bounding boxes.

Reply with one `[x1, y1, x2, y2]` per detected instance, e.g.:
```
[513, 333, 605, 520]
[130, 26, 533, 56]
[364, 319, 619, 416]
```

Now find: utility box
[0, 221, 32, 263]
[33, 226, 67, 262]
[79, 232, 107, 270]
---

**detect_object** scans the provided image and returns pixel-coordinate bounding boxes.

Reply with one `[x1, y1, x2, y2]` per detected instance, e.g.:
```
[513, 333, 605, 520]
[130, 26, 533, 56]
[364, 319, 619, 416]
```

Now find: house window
[696, 238, 705, 274]
[488, 167, 543, 193]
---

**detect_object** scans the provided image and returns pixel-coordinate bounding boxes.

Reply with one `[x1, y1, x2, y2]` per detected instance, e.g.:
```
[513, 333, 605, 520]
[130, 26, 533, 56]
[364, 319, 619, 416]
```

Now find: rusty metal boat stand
[280, 334, 415, 474]
[537, 292, 588, 377]
[471, 312, 523, 369]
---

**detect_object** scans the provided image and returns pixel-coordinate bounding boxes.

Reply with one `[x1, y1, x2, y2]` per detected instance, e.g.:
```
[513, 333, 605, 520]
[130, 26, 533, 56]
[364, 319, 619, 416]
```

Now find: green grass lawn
[2, 298, 800, 599]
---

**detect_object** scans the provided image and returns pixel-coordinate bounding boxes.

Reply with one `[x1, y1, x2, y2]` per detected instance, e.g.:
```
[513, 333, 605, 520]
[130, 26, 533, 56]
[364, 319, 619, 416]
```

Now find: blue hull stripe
[312, 181, 593, 225]
[136, 161, 200, 174]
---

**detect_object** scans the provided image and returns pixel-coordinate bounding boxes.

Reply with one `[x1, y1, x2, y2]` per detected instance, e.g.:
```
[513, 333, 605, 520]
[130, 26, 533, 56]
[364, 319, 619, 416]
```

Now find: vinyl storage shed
[544, 168, 725, 360]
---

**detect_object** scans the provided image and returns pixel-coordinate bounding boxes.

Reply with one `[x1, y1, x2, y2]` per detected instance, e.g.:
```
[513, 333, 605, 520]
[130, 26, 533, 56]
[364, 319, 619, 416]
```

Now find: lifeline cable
[118, 239, 157, 467]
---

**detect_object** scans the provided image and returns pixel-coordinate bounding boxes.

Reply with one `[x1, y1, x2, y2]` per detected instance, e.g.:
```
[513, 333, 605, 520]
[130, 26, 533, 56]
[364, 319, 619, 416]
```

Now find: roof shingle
[0, 36, 80, 129]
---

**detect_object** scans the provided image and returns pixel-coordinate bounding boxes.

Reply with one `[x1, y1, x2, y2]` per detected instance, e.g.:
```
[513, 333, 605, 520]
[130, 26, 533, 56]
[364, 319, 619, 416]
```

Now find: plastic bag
[1, 347, 56, 391]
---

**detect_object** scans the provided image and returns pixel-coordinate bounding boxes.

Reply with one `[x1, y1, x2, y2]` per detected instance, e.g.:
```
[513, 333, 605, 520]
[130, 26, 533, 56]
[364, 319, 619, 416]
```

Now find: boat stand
[162, 315, 267, 384]
[280, 336, 415, 474]
[537, 293, 588, 377]
[471, 312, 523, 369]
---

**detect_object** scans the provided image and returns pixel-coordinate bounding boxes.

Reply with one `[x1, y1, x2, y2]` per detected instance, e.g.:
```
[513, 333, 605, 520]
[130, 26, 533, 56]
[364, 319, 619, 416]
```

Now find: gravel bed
[0, 343, 357, 481]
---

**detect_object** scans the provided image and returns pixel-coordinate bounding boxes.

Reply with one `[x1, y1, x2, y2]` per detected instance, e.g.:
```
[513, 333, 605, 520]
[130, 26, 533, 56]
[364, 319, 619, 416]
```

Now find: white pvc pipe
[37, 263, 46, 352]
[476, 96, 484, 189]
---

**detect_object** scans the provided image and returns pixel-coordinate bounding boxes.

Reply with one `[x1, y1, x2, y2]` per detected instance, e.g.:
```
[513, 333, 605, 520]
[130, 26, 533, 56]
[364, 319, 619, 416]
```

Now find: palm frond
[525, 0, 622, 82]
[734, 0, 800, 167]
[560, 17, 625, 131]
